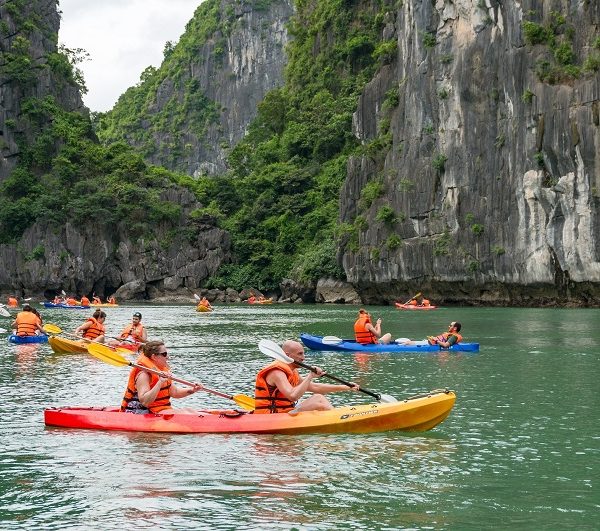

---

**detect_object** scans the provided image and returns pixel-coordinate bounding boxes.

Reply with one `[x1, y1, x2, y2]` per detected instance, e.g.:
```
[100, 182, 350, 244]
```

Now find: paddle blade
[0, 306, 11, 317]
[194, 293, 201, 301]
[87, 343, 130, 368]
[322, 336, 343, 345]
[233, 394, 255, 411]
[0, 327, 7, 334]
[43, 323, 62, 334]
[258, 339, 293, 363]
[379, 394, 398, 403]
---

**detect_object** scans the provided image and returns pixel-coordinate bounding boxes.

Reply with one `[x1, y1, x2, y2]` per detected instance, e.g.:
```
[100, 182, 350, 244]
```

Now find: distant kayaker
[247, 292, 256, 304]
[80, 295, 91, 306]
[254, 340, 359, 414]
[107, 295, 117, 305]
[198, 297, 212, 310]
[420, 298, 431, 307]
[408, 298, 418, 306]
[65, 296, 78, 306]
[12, 304, 45, 336]
[112, 312, 147, 347]
[75, 310, 107, 343]
[7, 296, 18, 308]
[120, 340, 203, 415]
[92, 295, 102, 304]
[354, 308, 392, 345]
[398, 321, 463, 347]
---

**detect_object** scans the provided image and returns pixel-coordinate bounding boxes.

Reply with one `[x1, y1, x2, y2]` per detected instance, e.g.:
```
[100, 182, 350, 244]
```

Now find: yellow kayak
[196, 304, 212, 312]
[48, 336, 89, 354]
[90, 303, 119, 308]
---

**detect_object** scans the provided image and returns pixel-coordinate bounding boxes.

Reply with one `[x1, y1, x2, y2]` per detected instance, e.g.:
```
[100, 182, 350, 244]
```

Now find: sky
[58, 0, 201, 112]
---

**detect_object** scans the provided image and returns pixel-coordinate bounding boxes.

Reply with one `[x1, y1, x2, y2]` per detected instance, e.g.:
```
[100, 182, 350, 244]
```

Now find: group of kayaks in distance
[3, 293, 474, 435]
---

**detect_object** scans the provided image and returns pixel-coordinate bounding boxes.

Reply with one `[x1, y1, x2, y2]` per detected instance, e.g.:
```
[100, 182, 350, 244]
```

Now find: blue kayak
[8, 334, 49, 344]
[42, 302, 90, 309]
[300, 333, 479, 353]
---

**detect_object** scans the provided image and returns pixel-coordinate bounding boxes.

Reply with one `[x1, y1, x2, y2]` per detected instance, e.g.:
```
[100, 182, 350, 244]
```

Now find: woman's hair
[142, 340, 165, 357]
[92, 310, 107, 319]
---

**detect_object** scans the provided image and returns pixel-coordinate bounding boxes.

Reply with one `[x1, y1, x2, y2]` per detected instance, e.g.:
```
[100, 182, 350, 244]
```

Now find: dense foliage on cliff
[98, 0, 396, 290]
[0, 4, 195, 244]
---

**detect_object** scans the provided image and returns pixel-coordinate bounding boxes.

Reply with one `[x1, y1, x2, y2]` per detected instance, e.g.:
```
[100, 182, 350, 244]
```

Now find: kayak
[48, 336, 89, 354]
[44, 389, 455, 434]
[8, 334, 49, 344]
[42, 302, 90, 309]
[90, 303, 119, 308]
[300, 333, 479, 353]
[248, 298, 273, 305]
[114, 341, 139, 352]
[196, 304, 212, 312]
[395, 303, 437, 310]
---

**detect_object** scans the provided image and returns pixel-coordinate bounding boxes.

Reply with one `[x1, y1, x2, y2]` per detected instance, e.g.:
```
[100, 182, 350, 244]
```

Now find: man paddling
[111, 312, 147, 349]
[254, 340, 359, 414]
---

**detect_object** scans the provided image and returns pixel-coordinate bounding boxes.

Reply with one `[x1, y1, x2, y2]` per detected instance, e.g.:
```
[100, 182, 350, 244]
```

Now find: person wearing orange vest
[113, 312, 147, 346]
[254, 340, 359, 414]
[11, 304, 45, 336]
[80, 295, 90, 306]
[107, 295, 116, 305]
[398, 321, 463, 347]
[354, 309, 392, 344]
[408, 298, 418, 306]
[427, 322, 462, 347]
[121, 340, 203, 414]
[420, 298, 430, 307]
[66, 297, 78, 306]
[7, 296, 18, 308]
[74, 310, 107, 342]
[198, 297, 212, 310]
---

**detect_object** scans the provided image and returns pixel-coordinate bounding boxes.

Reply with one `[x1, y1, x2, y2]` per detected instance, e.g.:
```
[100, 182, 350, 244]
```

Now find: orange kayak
[44, 389, 455, 434]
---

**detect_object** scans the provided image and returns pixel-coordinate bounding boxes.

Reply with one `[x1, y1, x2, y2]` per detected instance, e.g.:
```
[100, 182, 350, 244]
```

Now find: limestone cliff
[98, 0, 294, 177]
[341, 0, 600, 305]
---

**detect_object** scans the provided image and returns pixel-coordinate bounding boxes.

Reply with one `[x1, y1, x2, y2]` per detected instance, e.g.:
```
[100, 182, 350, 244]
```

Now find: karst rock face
[340, 1, 600, 305]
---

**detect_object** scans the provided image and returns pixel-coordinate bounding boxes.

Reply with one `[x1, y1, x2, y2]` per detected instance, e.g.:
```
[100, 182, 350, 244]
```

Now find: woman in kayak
[354, 308, 392, 344]
[254, 340, 359, 415]
[74, 310, 107, 343]
[121, 340, 203, 415]
[12, 304, 45, 336]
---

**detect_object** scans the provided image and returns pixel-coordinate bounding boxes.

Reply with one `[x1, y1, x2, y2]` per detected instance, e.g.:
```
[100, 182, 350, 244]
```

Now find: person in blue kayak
[354, 308, 392, 344]
[254, 340, 359, 414]
[397, 321, 463, 347]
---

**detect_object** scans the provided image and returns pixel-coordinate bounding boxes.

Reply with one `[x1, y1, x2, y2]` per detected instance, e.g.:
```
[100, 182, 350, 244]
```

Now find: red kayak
[44, 390, 456, 434]
[395, 303, 437, 310]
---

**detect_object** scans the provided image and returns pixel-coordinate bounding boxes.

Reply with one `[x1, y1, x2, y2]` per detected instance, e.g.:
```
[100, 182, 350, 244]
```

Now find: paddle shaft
[129, 361, 234, 400]
[402, 292, 422, 305]
[294, 360, 381, 400]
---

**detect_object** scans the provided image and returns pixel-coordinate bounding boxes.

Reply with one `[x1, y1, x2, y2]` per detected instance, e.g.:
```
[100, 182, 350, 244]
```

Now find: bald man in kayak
[254, 340, 359, 415]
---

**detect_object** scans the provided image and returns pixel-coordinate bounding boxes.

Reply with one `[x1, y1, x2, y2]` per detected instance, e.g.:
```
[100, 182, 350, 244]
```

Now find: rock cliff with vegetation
[1, 0, 599, 305]
[0, 0, 230, 299]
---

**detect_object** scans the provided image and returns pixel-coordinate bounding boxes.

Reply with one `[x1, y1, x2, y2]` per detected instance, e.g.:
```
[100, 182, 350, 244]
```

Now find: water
[1, 304, 598, 529]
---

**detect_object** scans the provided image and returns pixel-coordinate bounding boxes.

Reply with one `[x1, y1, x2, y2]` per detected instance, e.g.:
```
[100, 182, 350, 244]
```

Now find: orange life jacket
[430, 332, 462, 345]
[409, 299, 418, 306]
[15, 311, 39, 336]
[354, 314, 376, 344]
[121, 355, 171, 413]
[80, 296, 90, 306]
[119, 322, 145, 342]
[254, 362, 300, 414]
[92, 297, 101, 304]
[108, 297, 116, 304]
[66, 298, 78, 306]
[421, 299, 430, 306]
[83, 317, 105, 340]
[8, 297, 18, 308]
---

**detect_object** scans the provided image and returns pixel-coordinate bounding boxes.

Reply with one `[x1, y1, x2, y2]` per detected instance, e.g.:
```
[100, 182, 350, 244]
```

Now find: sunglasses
[155, 351, 168, 357]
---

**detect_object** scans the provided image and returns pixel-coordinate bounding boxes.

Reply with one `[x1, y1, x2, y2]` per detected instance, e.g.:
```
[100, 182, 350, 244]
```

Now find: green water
[1, 304, 598, 529]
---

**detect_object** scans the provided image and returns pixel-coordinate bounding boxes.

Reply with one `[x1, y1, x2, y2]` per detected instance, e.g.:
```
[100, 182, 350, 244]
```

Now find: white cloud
[58, 0, 201, 112]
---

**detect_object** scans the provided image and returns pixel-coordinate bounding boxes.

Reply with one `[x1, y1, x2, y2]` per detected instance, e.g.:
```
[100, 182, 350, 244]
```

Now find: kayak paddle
[322, 336, 344, 344]
[0, 306, 11, 317]
[400, 292, 422, 306]
[257, 339, 397, 403]
[87, 343, 256, 411]
[42, 324, 132, 355]
[0, 327, 7, 333]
